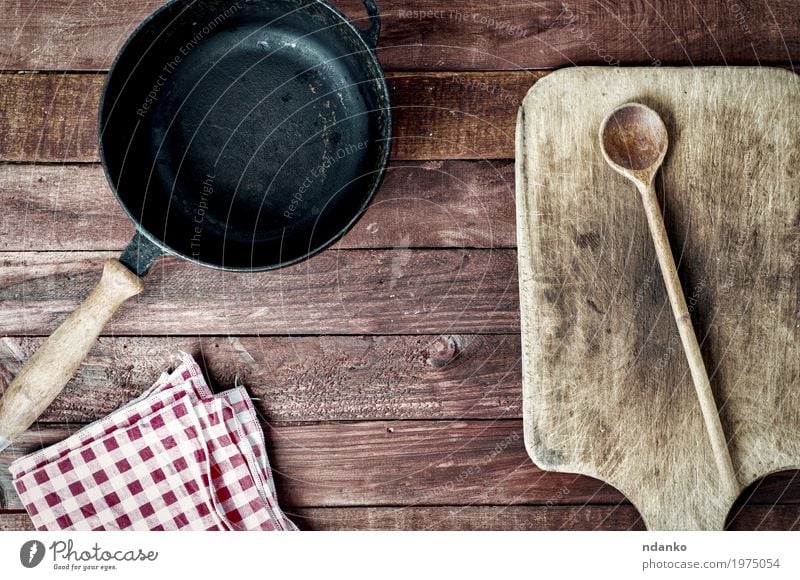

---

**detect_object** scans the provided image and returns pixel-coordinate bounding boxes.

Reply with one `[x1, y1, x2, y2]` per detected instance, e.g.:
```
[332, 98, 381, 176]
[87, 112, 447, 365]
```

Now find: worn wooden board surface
[517, 67, 800, 530]
[0, 161, 516, 250]
[0, 335, 522, 422]
[0, 421, 606, 509]
[0, 72, 542, 162]
[0, 250, 519, 335]
[0, 0, 797, 71]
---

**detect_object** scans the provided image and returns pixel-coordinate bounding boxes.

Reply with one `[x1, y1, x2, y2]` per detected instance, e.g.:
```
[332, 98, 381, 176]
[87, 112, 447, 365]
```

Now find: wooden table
[0, 0, 798, 531]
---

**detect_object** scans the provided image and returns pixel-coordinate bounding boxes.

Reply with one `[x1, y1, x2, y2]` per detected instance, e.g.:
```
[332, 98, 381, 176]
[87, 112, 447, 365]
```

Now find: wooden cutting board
[516, 67, 799, 530]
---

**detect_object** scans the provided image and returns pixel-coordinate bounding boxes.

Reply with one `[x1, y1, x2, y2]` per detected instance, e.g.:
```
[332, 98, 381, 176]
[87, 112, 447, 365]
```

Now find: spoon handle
[638, 181, 740, 499]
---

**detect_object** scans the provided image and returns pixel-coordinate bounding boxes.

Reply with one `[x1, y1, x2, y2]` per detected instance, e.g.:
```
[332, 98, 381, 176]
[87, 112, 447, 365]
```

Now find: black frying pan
[0, 0, 391, 451]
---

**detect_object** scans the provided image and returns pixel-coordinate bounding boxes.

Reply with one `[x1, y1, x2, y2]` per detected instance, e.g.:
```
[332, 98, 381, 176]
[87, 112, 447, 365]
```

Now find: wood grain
[0, 73, 101, 162]
[2, 422, 799, 512]
[0, 421, 608, 510]
[0, 72, 538, 162]
[293, 504, 800, 530]
[291, 505, 647, 531]
[0, 512, 31, 531]
[3, 504, 799, 531]
[388, 72, 544, 159]
[517, 67, 800, 530]
[0, 0, 797, 71]
[0, 250, 519, 335]
[0, 161, 516, 251]
[0, 335, 522, 423]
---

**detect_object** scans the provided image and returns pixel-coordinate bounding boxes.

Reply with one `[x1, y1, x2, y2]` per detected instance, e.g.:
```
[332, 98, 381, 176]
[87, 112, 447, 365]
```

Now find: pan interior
[100, 0, 390, 269]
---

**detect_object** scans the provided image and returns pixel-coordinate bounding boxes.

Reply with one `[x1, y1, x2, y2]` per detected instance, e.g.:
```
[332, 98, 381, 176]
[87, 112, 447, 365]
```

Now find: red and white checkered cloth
[9, 353, 296, 531]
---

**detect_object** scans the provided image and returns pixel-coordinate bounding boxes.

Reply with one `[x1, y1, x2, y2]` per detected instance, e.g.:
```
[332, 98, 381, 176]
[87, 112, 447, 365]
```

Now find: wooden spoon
[599, 103, 739, 499]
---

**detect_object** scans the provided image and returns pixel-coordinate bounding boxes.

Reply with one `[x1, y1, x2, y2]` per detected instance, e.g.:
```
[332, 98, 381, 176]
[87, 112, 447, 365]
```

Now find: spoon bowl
[599, 103, 669, 186]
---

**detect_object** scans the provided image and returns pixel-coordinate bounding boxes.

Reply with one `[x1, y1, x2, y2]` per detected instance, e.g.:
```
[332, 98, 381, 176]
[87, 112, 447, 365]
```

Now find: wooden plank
[2, 423, 799, 511]
[0, 164, 132, 251]
[0, 73, 102, 162]
[3, 504, 798, 531]
[388, 72, 542, 159]
[0, 1, 797, 71]
[0, 72, 538, 161]
[0, 335, 522, 422]
[0, 250, 519, 335]
[291, 505, 800, 531]
[293, 505, 645, 530]
[0, 512, 32, 530]
[0, 160, 516, 251]
[0, 508, 648, 531]
[0, 421, 608, 510]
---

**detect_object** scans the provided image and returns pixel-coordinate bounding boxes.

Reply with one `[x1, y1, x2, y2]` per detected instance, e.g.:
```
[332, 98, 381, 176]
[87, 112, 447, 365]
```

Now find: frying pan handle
[0, 260, 144, 452]
[357, 0, 381, 49]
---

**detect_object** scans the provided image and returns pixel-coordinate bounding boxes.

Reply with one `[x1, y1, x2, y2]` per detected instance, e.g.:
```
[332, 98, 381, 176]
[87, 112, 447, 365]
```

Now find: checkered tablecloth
[9, 353, 296, 531]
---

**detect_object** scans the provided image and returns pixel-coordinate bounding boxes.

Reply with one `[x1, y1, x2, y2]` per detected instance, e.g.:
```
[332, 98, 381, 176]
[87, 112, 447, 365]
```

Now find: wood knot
[428, 335, 461, 367]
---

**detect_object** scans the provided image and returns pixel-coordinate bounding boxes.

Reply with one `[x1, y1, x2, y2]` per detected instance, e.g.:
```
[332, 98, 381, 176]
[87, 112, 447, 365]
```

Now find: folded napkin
[10, 353, 296, 531]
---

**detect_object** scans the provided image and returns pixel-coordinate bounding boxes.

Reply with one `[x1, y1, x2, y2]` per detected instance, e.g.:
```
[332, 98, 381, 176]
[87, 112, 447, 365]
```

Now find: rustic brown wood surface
[1, 423, 799, 512]
[2, 504, 800, 531]
[1, 504, 799, 531]
[0, 0, 798, 531]
[0, 0, 797, 71]
[0, 72, 540, 161]
[0, 250, 519, 335]
[0, 335, 523, 423]
[0, 161, 516, 250]
[517, 67, 800, 530]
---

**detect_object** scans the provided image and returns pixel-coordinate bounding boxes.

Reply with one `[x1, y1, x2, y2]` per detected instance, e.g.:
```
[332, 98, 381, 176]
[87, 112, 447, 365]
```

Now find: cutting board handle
[0, 260, 143, 452]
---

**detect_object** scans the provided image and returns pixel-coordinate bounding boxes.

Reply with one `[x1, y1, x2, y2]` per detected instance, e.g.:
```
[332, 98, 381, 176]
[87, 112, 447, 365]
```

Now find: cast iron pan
[0, 0, 391, 451]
